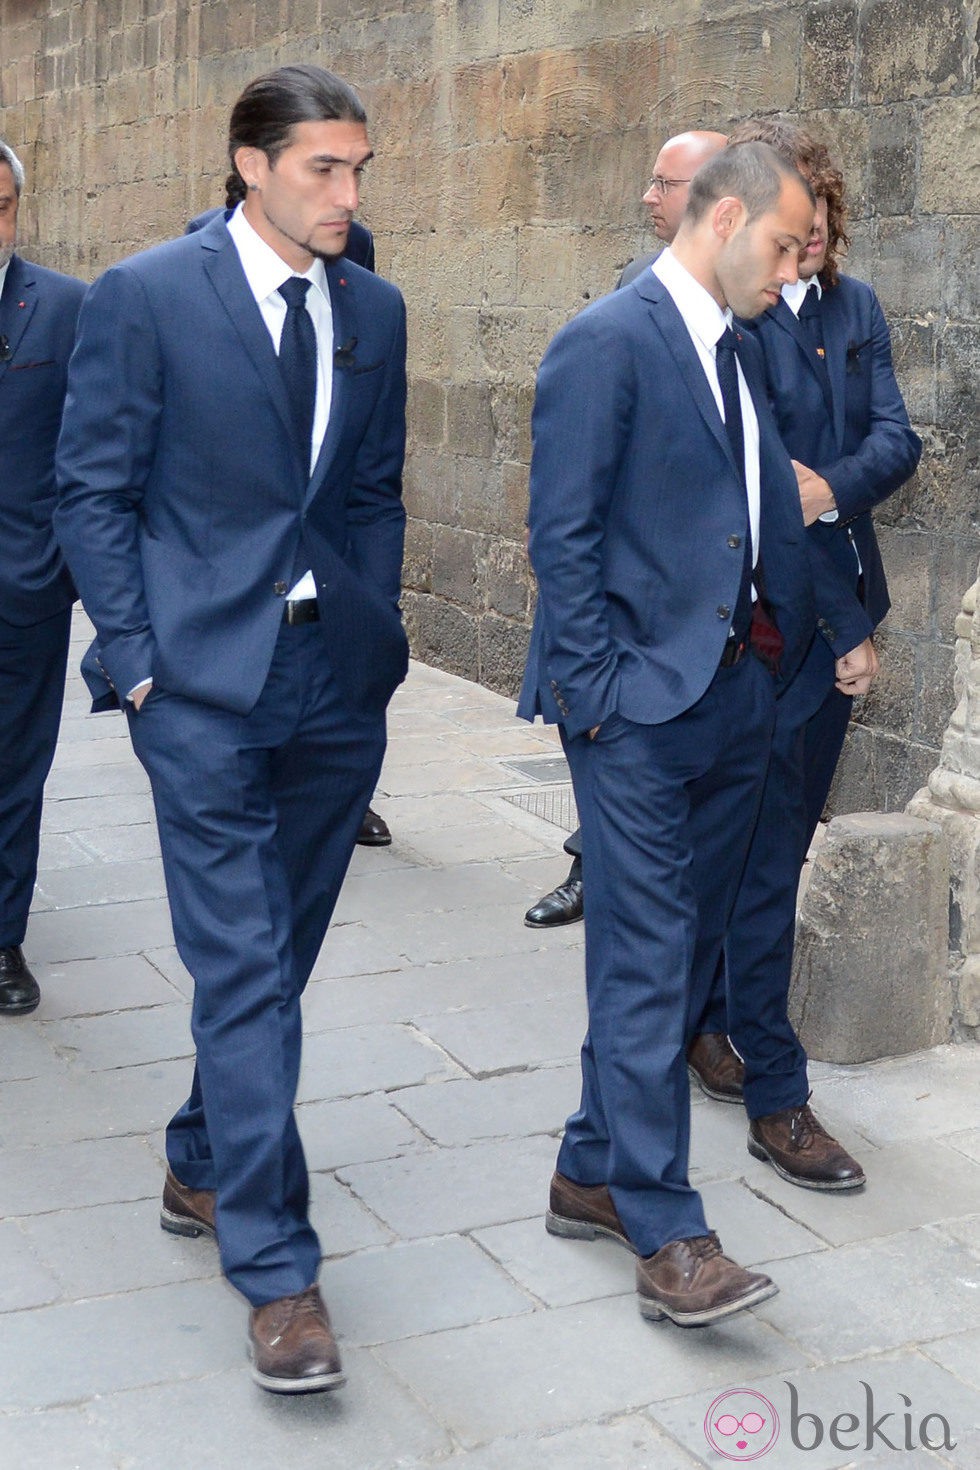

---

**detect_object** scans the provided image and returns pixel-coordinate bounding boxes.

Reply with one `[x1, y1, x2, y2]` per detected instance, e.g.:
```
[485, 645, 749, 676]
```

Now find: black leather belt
[283, 598, 319, 625]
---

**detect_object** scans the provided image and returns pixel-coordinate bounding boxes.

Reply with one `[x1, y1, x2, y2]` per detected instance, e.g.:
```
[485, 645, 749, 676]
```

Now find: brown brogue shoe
[545, 1170, 634, 1252]
[248, 1285, 345, 1394]
[160, 1168, 217, 1240]
[637, 1232, 778, 1326]
[687, 1032, 745, 1103]
[748, 1101, 866, 1191]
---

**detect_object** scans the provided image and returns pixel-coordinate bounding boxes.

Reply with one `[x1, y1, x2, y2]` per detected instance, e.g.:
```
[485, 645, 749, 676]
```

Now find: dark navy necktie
[716, 326, 754, 642]
[798, 282, 834, 415]
[277, 276, 317, 470]
[715, 326, 746, 489]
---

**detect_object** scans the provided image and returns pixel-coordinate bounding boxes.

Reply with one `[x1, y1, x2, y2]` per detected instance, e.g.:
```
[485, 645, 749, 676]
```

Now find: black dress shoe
[0, 946, 40, 1015]
[524, 873, 584, 928]
[356, 806, 392, 846]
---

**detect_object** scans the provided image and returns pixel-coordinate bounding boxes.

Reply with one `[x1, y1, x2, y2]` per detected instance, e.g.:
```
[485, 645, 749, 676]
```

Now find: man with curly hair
[722, 118, 921, 1190]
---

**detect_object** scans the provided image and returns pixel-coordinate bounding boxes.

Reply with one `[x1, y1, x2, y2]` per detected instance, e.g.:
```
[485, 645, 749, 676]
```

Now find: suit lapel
[767, 294, 835, 425]
[199, 225, 304, 476]
[819, 285, 850, 447]
[0, 256, 38, 388]
[634, 277, 740, 480]
[306, 259, 356, 503]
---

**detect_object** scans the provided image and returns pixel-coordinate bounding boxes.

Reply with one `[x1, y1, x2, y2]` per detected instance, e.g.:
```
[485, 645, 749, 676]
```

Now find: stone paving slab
[2, 649, 979, 1468]
[82, 1352, 452, 1470]
[375, 1296, 809, 1448]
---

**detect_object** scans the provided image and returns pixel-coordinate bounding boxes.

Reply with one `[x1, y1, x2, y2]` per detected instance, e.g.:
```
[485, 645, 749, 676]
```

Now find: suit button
[717, 605, 731, 619]
[727, 534, 741, 548]
[274, 582, 287, 596]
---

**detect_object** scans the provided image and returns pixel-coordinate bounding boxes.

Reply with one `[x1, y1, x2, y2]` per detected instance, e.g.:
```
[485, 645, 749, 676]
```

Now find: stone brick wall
[2, 0, 977, 811]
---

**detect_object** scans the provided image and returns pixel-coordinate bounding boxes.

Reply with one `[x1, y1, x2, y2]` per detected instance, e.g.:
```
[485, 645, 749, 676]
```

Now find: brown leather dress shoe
[160, 1168, 217, 1240]
[636, 1232, 778, 1326]
[687, 1032, 745, 1103]
[545, 1170, 634, 1252]
[356, 806, 392, 846]
[748, 1101, 866, 1191]
[248, 1285, 345, 1394]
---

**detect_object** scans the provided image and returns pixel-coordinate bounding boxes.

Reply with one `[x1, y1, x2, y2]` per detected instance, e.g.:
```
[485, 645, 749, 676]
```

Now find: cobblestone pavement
[2, 612, 978, 1469]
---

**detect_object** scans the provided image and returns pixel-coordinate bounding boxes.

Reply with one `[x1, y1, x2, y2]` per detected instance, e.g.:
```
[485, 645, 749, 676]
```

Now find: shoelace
[788, 1101, 832, 1148]
[687, 1231, 723, 1263]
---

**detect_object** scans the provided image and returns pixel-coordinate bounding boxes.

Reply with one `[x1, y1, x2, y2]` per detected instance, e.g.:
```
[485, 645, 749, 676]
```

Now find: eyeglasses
[714, 1413, 768, 1436]
[646, 175, 692, 195]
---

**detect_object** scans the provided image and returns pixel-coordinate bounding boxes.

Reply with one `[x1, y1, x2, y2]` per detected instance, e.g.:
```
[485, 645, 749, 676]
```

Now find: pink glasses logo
[704, 1388, 780, 1461]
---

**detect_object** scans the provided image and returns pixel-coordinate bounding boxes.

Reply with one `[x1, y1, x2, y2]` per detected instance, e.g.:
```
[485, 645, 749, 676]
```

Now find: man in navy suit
[519, 143, 818, 1325]
[188, 198, 392, 851]
[0, 141, 85, 1016]
[56, 66, 408, 1391]
[722, 120, 921, 1189]
[524, 129, 746, 1110]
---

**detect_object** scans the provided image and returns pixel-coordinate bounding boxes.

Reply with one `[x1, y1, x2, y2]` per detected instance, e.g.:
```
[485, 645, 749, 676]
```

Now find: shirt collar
[782, 276, 822, 316]
[653, 247, 732, 354]
[0, 258, 10, 301]
[226, 202, 329, 307]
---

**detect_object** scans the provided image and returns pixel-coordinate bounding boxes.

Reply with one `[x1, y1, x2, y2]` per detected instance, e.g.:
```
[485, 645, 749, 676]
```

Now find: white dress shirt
[653, 248, 761, 576]
[227, 203, 335, 600]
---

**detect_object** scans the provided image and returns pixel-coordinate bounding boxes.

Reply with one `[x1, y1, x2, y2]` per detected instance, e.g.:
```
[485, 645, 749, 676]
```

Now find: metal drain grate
[501, 783, 578, 832]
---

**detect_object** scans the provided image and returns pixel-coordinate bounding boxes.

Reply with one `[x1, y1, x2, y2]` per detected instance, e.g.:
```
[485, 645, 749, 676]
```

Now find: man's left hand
[792, 459, 837, 524]
[835, 637, 878, 696]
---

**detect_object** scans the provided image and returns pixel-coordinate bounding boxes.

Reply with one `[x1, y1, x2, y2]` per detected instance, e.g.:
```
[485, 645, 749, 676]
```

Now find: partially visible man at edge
[525, 127, 747, 1111]
[0, 140, 85, 1016]
[719, 118, 921, 1192]
[55, 64, 408, 1393]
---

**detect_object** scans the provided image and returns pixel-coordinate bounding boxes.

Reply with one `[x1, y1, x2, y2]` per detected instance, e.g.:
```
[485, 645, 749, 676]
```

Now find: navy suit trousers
[558, 653, 774, 1256]
[0, 608, 71, 947]
[725, 633, 853, 1119]
[126, 622, 385, 1305]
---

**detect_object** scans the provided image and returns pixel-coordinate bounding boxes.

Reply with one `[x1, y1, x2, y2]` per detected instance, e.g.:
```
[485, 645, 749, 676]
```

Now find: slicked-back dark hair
[726, 117, 848, 287]
[225, 64, 367, 207]
[685, 140, 814, 231]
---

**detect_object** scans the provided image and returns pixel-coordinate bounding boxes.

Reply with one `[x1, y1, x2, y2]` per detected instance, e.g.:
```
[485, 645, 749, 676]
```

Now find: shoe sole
[523, 912, 584, 929]
[687, 1065, 743, 1104]
[248, 1350, 346, 1394]
[356, 834, 392, 847]
[639, 1277, 778, 1327]
[160, 1207, 217, 1240]
[0, 996, 41, 1015]
[747, 1136, 866, 1191]
[545, 1209, 636, 1254]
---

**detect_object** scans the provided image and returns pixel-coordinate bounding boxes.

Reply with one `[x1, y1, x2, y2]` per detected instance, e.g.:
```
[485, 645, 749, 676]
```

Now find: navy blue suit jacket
[55, 213, 407, 716]
[185, 207, 376, 273]
[741, 276, 921, 634]
[0, 254, 85, 625]
[518, 270, 816, 739]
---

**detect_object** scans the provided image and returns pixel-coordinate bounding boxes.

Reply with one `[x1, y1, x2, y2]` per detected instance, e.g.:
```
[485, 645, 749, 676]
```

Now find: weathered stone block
[408, 379, 448, 450]
[447, 382, 495, 461]
[432, 525, 481, 607]
[858, 0, 966, 104]
[914, 641, 957, 748]
[920, 95, 980, 213]
[805, 0, 858, 107]
[875, 527, 932, 632]
[936, 323, 980, 439]
[483, 539, 531, 621]
[790, 813, 951, 1061]
[860, 627, 916, 741]
[867, 103, 917, 217]
[403, 592, 479, 681]
[478, 612, 531, 699]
